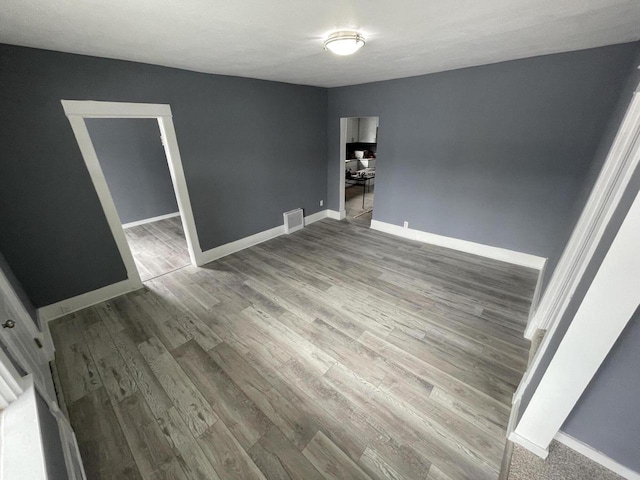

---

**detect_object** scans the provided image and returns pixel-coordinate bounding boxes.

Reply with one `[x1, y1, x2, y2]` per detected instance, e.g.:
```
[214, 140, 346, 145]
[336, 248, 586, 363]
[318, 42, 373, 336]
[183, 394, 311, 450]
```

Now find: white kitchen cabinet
[346, 117, 378, 143]
[358, 117, 378, 143]
[346, 118, 359, 143]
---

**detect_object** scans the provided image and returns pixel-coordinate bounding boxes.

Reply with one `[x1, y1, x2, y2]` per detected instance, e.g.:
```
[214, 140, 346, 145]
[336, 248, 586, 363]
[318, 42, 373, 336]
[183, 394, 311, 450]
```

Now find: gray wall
[565, 43, 640, 252]
[0, 44, 327, 307]
[327, 42, 640, 288]
[85, 118, 178, 225]
[518, 43, 640, 418]
[562, 306, 640, 472]
[516, 44, 640, 473]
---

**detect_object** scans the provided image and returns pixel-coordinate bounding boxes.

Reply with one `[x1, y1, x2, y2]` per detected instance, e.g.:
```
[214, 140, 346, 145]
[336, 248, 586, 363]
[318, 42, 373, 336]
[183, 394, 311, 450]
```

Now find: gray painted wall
[327, 42, 639, 289]
[85, 118, 178, 225]
[0, 44, 327, 306]
[517, 43, 640, 418]
[562, 306, 640, 472]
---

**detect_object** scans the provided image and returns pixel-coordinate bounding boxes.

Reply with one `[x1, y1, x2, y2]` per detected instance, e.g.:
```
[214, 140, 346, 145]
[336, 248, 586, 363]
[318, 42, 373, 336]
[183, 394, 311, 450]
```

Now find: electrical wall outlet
[320, 200, 324, 206]
[403, 221, 409, 229]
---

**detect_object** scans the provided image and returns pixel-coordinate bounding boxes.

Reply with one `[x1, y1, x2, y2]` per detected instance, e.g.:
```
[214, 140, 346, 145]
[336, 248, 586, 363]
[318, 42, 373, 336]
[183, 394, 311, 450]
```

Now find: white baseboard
[370, 220, 547, 271]
[509, 431, 549, 459]
[38, 279, 142, 322]
[304, 209, 329, 225]
[555, 431, 640, 480]
[122, 211, 180, 229]
[198, 225, 285, 265]
[525, 261, 548, 339]
[327, 209, 345, 220]
[199, 209, 330, 265]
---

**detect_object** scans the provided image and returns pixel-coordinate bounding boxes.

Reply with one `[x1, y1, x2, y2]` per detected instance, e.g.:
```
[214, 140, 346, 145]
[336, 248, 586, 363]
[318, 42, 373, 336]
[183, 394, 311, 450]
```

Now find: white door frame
[338, 118, 348, 219]
[61, 100, 206, 292]
[0, 265, 56, 403]
[511, 186, 640, 457]
[0, 264, 54, 362]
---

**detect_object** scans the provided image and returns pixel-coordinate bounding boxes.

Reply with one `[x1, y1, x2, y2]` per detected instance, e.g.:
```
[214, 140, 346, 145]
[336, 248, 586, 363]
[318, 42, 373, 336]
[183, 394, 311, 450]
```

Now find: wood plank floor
[51, 219, 537, 480]
[124, 217, 190, 281]
[345, 182, 374, 227]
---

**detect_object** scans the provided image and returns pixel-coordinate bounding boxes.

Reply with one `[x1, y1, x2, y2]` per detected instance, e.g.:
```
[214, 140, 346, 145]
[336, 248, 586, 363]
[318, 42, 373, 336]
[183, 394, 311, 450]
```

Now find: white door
[0, 267, 86, 480]
[0, 268, 56, 405]
[0, 352, 87, 480]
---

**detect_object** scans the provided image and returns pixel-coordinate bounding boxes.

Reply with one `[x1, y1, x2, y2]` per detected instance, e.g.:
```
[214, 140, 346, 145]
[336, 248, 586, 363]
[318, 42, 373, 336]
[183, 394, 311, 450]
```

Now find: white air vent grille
[283, 208, 304, 234]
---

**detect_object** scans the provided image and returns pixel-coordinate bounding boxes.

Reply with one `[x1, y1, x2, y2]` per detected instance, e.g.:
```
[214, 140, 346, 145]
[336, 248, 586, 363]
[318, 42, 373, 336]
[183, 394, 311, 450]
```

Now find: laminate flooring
[124, 217, 191, 281]
[51, 219, 537, 480]
[345, 182, 374, 227]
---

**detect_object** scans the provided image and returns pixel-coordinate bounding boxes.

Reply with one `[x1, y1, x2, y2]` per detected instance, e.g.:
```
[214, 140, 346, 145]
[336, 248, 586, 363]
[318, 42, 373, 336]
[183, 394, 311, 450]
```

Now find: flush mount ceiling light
[323, 31, 365, 56]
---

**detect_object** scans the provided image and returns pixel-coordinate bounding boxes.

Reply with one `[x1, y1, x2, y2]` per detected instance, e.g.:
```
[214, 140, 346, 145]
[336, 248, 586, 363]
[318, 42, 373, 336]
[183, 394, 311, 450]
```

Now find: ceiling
[1, 0, 639, 87]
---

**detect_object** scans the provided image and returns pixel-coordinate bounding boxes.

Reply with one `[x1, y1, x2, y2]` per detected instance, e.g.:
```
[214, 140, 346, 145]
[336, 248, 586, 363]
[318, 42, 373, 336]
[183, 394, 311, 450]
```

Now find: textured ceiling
[1, 0, 639, 87]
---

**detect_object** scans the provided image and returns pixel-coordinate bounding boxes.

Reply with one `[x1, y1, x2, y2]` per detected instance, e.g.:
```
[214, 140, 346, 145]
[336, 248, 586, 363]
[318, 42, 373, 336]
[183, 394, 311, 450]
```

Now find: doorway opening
[86, 118, 190, 281]
[339, 116, 379, 227]
[61, 101, 203, 290]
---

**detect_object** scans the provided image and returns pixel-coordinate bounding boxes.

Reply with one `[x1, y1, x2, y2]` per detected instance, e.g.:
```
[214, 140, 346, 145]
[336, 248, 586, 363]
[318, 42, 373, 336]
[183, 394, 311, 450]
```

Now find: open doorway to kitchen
[340, 116, 378, 227]
[61, 100, 202, 290]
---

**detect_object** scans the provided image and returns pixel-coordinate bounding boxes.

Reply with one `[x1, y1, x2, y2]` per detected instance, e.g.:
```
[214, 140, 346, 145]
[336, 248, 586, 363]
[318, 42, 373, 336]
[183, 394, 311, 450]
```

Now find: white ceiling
[1, 0, 639, 87]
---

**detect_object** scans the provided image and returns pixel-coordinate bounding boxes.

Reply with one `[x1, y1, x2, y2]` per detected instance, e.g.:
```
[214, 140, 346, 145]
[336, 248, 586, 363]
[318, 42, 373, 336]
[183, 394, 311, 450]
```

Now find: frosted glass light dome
[324, 31, 365, 56]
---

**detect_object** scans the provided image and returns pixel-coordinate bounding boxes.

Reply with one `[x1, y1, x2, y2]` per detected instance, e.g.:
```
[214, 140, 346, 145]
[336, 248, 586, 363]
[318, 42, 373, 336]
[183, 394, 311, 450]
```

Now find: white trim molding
[0, 347, 24, 409]
[370, 220, 547, 270]
[60, 99, 204, 284]
[156, 114, 204, 266]
[525, 261, 547, 339]
[63, 113, 143, 288]
[338, 118, 348, 215]
[198, 210, 329, 265]
[304, 209, 330, 225]
[0, 264, 54, 362]
[555, 432, 640, 480]
[38, 279, 140, 322]
[512, 187, 640, 457]
[327, 209, 345, 220]
[525, 85, 640, 338]
[61, 100, 171, 118]
[509, 430, 549, 459]
[122, 211, 180, 229]
[199, 225, 285, 265]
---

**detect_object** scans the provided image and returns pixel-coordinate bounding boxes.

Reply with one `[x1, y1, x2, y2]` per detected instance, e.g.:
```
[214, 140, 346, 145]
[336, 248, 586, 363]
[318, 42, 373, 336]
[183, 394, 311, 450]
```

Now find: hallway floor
[51, 220, 537, 480]
[345, 182, 374, 227]
[124, 216, 190, 281]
